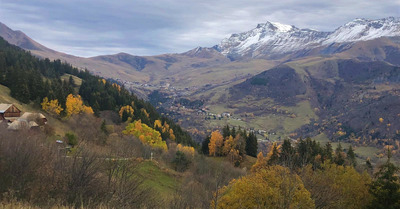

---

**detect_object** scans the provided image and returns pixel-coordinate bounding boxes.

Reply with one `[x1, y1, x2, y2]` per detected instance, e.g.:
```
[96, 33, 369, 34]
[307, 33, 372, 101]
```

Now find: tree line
[0, 37, 196, 147]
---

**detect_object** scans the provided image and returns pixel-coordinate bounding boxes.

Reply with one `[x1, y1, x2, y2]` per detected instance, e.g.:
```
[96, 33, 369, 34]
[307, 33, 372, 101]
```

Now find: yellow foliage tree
[213, 165, 315, 209]
[223, 135, 235, 156]
[112, 83, 121, 92]
[123, 120, 167, 150]
[177, 144, 195, 158]
[141, 108, 150, 118]
[301, 163, 371, 209]
[41, 97, 63, 115]
[155, 120, 175, 141]
[209, 130, 224, 156]
[169, 128, 176, 140]
[154, 119, 162, 128]
[379, 117, 384, 123]
[119, 105, 134, 118]
[65, 94, 93, 117]
[251, 152, 267, 172]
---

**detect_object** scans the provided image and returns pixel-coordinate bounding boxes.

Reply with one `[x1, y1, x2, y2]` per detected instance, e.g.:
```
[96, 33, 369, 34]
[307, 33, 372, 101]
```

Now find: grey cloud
[0, 0, 398, 57]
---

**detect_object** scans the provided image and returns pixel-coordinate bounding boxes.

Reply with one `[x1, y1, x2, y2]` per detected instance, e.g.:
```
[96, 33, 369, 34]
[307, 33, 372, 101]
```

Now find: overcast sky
[0, 0, 399, 57]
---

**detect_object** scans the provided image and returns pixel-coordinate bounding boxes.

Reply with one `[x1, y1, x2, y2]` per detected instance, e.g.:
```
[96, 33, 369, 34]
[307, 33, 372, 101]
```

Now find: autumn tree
[177, 144, 195, 158]
[65, 94, 94, 117]
[251, 152, 267, 172]
[213, 165, 315, 209]
[209, 130, 224, 157]
[123, 120, 167, 150]
[301, 163, 372, 209]
[119, 105, 134, 122]
[41, 97, 63, 115]
[222, 135, 234, 156]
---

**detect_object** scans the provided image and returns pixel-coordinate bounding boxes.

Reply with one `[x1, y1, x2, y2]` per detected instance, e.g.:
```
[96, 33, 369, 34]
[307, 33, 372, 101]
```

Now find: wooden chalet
[0, 104, 21, 120]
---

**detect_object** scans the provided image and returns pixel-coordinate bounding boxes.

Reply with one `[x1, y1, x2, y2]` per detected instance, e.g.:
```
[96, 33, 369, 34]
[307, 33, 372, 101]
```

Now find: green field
[136, 161, 179, 200]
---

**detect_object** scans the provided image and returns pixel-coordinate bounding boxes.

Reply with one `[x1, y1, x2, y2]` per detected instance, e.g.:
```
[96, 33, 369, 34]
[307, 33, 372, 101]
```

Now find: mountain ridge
[216, 17, 400, 60]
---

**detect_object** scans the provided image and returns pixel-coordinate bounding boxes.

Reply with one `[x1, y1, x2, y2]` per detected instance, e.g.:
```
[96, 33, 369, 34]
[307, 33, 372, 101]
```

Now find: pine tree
[280, 139, 294, 168]
[366, 157, 373, 175]
[222, 125, 230, 138]
[323, 142, 333, 162]
[368, 149, 400, 209]
[231, 127, 236, 138]
[334, 143, 345, 165]
[245, 132, 258, 157]
[267, 143, 279, 165]
[201, 136, 210, 155]
[346, 145, 357, 167]
[121, 110, 129, 122]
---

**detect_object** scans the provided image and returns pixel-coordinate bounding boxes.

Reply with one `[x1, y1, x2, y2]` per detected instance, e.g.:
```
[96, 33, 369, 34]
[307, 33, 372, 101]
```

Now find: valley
[1, 2, 400, 206]
[1, 17, 400, 162]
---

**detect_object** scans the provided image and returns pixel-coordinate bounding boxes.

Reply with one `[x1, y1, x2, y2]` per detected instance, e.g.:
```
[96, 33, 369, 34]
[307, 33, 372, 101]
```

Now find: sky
[0, 0, 399, 57]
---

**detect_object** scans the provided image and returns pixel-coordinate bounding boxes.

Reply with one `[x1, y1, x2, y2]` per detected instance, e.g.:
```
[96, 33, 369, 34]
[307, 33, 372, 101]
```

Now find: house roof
[7, 120, 38, 130]
[19, 112, 46, 121]
[0, 104, 12, 113]
[7, 120, 28, 130]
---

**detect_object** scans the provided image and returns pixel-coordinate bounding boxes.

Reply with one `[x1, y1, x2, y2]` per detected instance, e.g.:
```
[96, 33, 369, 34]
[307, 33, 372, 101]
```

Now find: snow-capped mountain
[216, 17, 400, 59]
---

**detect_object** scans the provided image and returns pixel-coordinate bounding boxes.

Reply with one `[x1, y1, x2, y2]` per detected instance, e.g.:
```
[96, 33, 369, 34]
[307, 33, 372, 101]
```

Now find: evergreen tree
[222, 125, 230, 138]
[267, 143, 279, 165]
[334, 143, 345, 165]
[245, 132, 258, 157]
[323, 142, 333, 162]
[346, 145, 357, 167]
[366, 157, 373, 175]
[201, 136, 210, 155]
[121, 110, 129, 122]
[369, 149, 400, 209]
[231, 127, 236, 138]
[279, 139, 294, 168]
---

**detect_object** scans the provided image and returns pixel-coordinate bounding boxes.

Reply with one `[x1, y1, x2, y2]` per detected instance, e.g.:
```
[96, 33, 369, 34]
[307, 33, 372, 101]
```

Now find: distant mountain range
[215, 17, 400, 60]
[1, 17, 400, 81]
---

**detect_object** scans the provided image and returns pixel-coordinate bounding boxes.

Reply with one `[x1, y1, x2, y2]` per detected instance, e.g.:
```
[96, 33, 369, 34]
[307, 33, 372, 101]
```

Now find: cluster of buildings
[0, 104, 47, 130]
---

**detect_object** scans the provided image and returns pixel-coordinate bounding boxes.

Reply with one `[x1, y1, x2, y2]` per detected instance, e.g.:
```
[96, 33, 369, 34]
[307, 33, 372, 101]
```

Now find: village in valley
[0, 103, 47, 130]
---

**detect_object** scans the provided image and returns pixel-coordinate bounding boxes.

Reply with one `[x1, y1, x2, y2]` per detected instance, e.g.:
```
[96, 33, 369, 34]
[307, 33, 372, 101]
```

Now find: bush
[65, 132, 78, 147]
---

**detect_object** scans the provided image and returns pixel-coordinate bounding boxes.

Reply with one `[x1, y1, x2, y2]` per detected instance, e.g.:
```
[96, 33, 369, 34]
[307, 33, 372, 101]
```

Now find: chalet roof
[0, 104, 12, 113]
[7, 120, 38, 130]
[7, 120, 29, 130]
[19, 112, 46, 121]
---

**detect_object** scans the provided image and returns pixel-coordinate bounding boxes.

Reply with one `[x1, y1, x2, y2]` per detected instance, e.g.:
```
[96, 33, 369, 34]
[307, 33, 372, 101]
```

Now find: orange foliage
[141, 108, 150, 118]
[252, 152, 267, 172]
[123, 120, 167, 150]
[209, 130, 224, 156]
[112, 83, 121, 92]
[65, 94, 94, 117]
[223, 135, 235, 155]
[177, 144, 195, 158]
[41, 97, 63, 115]
[379, 117, 384, 123]
[119, 105, 134, 118]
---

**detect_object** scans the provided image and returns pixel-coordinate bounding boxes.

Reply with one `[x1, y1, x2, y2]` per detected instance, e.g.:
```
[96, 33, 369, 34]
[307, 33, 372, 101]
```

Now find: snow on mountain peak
[217, 17, 400, 59]
[270, 22, 293, 32]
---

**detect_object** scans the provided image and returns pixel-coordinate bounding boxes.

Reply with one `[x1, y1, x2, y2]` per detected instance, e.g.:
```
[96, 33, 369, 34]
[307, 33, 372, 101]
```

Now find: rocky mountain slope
[216, 17, 400, 60]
